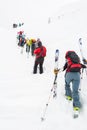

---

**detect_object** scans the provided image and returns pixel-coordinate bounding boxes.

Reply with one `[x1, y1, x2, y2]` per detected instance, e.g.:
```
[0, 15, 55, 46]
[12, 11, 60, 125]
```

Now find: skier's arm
[81, 63, 87, 68]
[63, 62, 67, 71]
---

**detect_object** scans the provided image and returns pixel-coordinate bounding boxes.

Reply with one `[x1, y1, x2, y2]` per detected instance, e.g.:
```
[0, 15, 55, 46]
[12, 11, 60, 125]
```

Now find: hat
[38, 41, 42, 47]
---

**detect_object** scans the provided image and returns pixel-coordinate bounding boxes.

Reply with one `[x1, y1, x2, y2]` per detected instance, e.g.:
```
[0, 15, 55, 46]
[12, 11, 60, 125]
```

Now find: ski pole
[41, 49, 59, 121]
[41, 85, 54, 121]
[41, 73, 58, 121]
[53, 73, 57, 84]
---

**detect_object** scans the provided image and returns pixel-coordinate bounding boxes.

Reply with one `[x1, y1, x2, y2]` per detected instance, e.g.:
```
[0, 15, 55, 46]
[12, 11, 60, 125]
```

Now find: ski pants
[33, 57, 44, 74]
[26, 44, 30, 53]
[31, 43, 35, 56]
[65, 72, 81, 108]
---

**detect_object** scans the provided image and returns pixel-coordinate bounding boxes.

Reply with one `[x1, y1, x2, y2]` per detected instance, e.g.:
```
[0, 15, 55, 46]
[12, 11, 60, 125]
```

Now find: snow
[0, 0, 87, 129]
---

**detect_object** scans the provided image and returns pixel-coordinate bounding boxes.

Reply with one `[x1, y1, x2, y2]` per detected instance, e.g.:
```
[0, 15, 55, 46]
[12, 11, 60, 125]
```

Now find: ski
[78, 38, 87, 76]
[53, 49, 59, 98]
[54, 49, 59, 83]
[41, 49, 59, 121]
[64, 95, 80, 119]
[73, 110, 79, 118]
[55, 49, 59, 69]
[78, 38, 87, 64]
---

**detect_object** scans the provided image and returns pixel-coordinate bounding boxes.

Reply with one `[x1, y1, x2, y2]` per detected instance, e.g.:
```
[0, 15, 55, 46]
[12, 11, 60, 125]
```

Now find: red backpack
[65, 51, 81, 72]
[41, 46, 47, 57]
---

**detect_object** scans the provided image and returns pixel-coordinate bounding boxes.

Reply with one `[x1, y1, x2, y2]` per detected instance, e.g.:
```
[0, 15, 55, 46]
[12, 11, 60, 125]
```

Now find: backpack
[41, 46, 47, 57]
[65, 51, 81, 72]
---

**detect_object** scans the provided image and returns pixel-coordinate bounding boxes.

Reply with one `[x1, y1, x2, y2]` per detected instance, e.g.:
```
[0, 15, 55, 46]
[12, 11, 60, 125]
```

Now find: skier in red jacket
[33, 40, 46, 74]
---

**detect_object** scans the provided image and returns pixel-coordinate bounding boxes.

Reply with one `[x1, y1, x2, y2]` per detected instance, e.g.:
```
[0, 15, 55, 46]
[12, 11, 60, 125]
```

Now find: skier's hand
[54, 69, 60, 74]
[83, 58, 87, 64]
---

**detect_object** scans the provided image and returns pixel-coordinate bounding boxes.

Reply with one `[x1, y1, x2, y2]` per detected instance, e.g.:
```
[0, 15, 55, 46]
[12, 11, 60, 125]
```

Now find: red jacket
[63, 62, 86, 72]
[34, 47, 42, 59]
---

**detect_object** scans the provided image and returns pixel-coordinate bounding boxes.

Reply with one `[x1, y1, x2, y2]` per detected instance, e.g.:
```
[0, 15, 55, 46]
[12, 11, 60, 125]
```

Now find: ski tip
[73, 110, 79, 119]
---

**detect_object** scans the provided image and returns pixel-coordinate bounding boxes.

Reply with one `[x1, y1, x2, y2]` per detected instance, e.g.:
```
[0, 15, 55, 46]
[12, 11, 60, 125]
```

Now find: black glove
[83, 58, 87, 64]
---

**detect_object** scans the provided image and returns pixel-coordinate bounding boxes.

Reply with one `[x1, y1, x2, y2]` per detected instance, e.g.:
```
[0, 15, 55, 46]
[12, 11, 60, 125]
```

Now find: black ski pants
[33, 57, 44, 74]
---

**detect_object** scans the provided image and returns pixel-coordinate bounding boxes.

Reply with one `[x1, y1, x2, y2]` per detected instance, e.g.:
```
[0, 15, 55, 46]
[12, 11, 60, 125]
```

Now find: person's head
[32, 39, 36, 43]
[38, 41, 42, 47]
[37, 38, 40, 41]
[19, 31, 23, 35]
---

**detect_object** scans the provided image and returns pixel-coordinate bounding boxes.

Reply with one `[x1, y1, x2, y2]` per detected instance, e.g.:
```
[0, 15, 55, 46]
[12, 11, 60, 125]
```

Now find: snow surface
[0, 0, 87, 130]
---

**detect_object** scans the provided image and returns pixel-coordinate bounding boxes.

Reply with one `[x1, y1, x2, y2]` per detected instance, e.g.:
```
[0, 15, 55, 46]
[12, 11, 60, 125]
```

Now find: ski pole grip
[54, 69, 60, 74]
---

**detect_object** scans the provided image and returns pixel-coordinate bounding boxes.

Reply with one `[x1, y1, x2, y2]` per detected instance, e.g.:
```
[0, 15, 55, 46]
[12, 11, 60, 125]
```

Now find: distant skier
[13, 23, 17, 28]
[25, 38, 36, 56]
[17, 31, 26, 53]
[13, 23, 24, 28]
[25, 38, 31, 57]
[30, 39, 36, 56]
[33, 40, 47, 74]
[54, 50, 87, 111]
[17, 31, 26, 46]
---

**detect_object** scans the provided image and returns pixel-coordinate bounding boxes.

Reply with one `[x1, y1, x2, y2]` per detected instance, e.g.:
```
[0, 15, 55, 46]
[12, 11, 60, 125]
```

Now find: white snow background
[0, 0, 87, 130]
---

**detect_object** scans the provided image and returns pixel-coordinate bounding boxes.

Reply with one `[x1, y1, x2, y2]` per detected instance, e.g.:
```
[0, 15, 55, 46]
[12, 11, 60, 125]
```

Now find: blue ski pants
[65, 72, 81, 108]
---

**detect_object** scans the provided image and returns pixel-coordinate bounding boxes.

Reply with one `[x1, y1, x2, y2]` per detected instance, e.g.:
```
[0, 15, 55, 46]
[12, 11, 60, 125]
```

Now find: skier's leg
[39, 63, 43, 74]
[39, 58, 44, 74]
[72, 73, 81, 108]
[65, 73, 72, 98]
[33, 61, 38, 74]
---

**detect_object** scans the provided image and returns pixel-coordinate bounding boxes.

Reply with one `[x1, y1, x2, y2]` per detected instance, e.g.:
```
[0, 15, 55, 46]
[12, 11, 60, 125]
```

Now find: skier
[17, 31, 25, 46]
[33, 40, 46, 74]
[30, 39, 36, 56]
[54, 50, 87, 111]
[13, 23, 17, 28]
[13, 23, 24, 28]
[25, 38, 30, 57]
[17, 31, 26, 53]
[26, 38, 36, 56]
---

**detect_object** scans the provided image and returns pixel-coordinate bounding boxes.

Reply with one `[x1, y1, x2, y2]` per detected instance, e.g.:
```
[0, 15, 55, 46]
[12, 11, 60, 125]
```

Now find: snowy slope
[0, 0, 87, 130]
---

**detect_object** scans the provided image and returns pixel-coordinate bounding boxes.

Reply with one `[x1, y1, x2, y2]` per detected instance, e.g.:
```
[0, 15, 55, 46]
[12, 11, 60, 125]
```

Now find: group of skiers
[17, 30, 87, 116]
[13, 23, 24, 28]
[17, 31, 47, 74]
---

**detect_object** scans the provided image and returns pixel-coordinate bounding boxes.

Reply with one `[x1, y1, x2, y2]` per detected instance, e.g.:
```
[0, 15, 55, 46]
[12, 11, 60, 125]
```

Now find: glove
[83, 58, 87, 64]
[54, 69, 60, 74]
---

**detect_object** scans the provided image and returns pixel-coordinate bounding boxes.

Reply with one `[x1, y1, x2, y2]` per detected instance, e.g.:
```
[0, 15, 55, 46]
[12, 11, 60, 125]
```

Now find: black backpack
[65, 51, 81, 72]
[65, 51, 80, 63]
